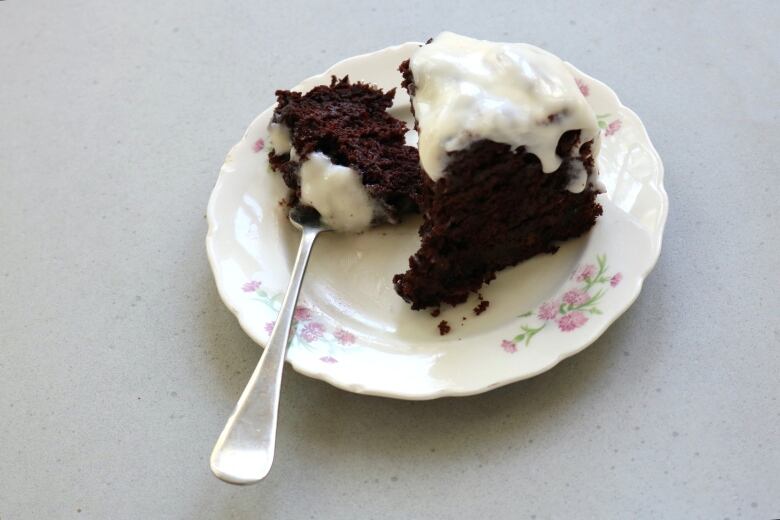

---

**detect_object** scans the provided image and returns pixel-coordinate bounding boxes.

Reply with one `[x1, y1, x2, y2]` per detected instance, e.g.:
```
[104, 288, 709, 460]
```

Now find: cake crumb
[474, 300, 490, 315]
[430, 308, 441, 317]
[437, 320, 451, 335]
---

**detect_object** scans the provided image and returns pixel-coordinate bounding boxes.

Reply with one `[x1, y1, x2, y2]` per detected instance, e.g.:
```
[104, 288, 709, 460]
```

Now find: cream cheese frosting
[268, 123, 292, 155]
[298, 152, 382, 232]
[268, 125, 383, 232]
[409, 32, 599, 181]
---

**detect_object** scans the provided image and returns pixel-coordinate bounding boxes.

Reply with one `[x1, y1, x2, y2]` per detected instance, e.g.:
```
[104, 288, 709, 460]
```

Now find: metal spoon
[210, 207, 330, 485]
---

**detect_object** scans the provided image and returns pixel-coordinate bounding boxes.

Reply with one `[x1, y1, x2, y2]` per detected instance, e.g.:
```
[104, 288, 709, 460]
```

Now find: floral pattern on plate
[242, 280, 356, 363]
[501, 254, 622, 352]
[577, 78, 622, 137]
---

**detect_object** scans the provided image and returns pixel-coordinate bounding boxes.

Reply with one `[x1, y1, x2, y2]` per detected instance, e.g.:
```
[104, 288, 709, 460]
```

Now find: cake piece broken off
[393, 32, 604, 310]
[268, 76, 422, 233]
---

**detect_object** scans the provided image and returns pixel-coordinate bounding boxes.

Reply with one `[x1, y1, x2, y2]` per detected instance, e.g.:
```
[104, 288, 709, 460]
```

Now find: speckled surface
[1, 1, 778, 518]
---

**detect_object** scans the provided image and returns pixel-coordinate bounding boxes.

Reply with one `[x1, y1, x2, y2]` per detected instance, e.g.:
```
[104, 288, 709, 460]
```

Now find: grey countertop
[1, 1, 778, 518]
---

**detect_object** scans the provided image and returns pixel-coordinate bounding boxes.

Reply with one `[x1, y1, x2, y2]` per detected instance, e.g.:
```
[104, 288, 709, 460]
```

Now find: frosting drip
[409, 32, 599, 181]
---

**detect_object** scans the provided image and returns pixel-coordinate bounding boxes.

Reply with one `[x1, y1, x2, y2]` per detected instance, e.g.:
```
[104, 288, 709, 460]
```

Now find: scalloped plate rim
[206, 42, 668, 400]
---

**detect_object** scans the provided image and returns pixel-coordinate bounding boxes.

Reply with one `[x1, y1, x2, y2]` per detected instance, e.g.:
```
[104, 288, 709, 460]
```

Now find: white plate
[206, 42, 668, 400]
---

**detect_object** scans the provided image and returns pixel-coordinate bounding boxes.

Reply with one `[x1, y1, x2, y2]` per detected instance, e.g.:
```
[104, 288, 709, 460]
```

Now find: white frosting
[268, 123, 292, 154]
[409, 32, 599, 181]
[566, 159, 588, 193]
[267, 121, 382, 232]
[299, 152, 381, 232]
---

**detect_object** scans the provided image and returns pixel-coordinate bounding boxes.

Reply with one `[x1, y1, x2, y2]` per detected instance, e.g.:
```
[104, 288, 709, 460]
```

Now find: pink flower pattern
[300, 322, 325, 342]
[253, 138, 265, 152]
[293, 306, 312, 322]
[575, 264, 597, 282]
[242, 254, 620, 356]
[537, 300, 560, 321]
[502, 254, 619, 350]
[558, 311, 588, 332]
[333, 329, 356, 345]
[242, 280, 262, 292]
[562, 288, 590, 306]
[241, 281, 358, 354]
[596, 113, 622, 137]
[576, 78, 589, 97]
[605, 120, 622, 137]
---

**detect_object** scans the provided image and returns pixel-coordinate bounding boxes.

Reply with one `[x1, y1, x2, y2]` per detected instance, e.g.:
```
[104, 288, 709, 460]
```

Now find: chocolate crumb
[474, 300, 490, 315]
[437, 320, 451, 335]
[430, 308, 441, 317]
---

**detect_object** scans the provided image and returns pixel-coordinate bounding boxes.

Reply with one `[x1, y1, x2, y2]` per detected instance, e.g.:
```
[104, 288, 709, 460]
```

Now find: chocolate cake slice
[393, 32, 604, 309]
[267, 76, 422, 232]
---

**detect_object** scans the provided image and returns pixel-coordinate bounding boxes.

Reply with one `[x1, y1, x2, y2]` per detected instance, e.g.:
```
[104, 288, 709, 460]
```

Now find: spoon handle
[210, 225, 322, 484]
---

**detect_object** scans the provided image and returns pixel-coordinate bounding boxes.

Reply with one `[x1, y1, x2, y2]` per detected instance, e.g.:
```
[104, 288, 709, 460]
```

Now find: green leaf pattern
[501, 254, 622, 352]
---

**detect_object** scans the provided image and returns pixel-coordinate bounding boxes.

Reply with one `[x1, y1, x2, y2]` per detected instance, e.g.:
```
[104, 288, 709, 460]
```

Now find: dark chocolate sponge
[268, 76, 422, 223]
[393, 61, 603, 310]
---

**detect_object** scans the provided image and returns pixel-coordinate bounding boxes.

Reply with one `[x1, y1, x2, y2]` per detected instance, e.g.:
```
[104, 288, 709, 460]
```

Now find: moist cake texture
[268, 76, 422, 232]
[393, 32, 604, 309]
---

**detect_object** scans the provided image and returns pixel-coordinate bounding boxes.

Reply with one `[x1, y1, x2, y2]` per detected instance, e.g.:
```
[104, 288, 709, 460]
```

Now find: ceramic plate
[206, 42, 668, 400]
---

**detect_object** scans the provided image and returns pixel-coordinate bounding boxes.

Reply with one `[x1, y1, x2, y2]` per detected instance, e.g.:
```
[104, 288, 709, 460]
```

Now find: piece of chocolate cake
[393, 32, 604, 309]
[268, 76, 422, 232]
